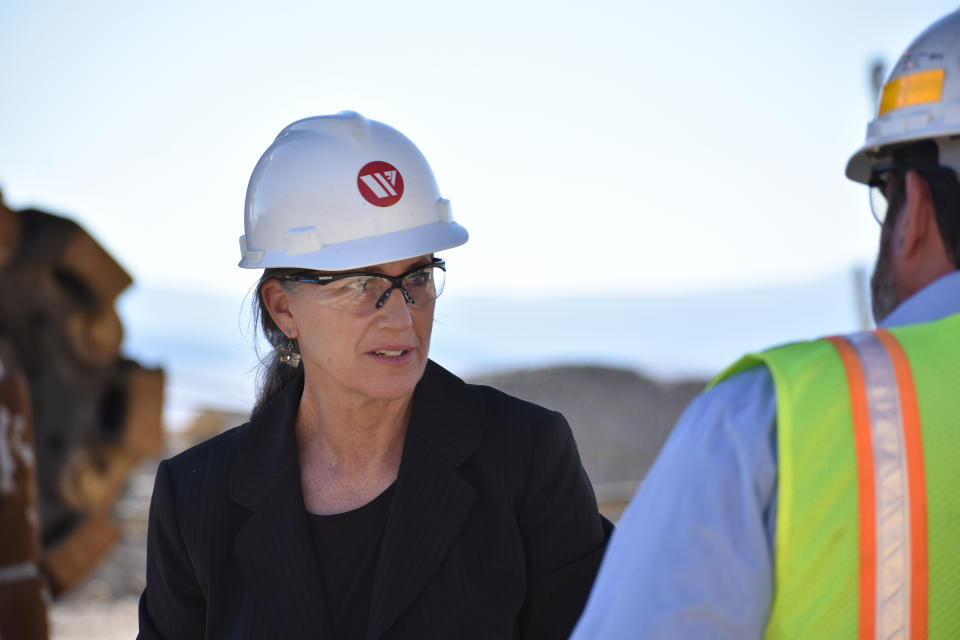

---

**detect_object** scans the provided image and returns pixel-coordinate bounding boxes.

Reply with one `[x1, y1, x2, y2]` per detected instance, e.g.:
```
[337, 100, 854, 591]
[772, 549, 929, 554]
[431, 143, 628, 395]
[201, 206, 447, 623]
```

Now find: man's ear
[260, 279, 299, 339]
[897, 170, 937, 259]
[893, 170, 954, 299]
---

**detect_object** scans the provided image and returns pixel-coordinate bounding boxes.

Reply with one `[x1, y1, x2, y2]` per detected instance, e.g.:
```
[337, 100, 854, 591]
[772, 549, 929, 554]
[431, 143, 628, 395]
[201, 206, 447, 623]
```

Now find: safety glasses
[276, 258, 446, 314]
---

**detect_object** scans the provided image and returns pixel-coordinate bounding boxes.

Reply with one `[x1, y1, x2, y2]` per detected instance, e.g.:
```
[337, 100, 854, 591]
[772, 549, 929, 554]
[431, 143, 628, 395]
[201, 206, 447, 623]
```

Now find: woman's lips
[367, 347, 417, 364]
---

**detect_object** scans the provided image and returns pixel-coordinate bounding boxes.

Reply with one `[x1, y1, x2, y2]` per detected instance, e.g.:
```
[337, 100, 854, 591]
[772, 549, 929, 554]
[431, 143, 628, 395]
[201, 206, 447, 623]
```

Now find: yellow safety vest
[714, 312, 960, 639]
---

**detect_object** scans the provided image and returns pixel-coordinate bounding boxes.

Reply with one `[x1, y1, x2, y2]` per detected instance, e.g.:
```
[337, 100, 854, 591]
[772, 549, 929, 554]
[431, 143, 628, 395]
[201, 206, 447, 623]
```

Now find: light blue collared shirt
[571, 271, 960, 640]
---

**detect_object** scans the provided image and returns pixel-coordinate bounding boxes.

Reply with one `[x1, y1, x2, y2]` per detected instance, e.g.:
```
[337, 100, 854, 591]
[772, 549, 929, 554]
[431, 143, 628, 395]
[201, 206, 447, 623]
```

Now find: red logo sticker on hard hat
[357, 161, 404, 207]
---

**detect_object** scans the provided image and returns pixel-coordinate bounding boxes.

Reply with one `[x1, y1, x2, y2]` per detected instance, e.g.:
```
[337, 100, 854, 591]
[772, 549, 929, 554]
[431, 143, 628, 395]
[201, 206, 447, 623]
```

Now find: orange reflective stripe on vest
[827, 329, 927, 640]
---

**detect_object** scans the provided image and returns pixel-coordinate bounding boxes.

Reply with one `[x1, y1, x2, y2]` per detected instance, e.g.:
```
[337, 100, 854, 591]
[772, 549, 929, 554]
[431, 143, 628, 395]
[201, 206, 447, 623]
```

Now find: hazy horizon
[118, 265, 868, 429]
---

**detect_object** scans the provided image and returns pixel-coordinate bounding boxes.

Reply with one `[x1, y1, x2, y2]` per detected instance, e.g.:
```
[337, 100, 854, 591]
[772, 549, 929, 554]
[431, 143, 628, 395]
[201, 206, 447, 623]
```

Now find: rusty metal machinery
[0, 190, 165, 637]
[0, 342, 48, 639]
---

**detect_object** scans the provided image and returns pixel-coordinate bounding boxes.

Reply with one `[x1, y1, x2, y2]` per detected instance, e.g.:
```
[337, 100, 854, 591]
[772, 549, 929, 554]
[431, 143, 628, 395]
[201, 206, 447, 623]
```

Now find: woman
[138, 112, 610, 639]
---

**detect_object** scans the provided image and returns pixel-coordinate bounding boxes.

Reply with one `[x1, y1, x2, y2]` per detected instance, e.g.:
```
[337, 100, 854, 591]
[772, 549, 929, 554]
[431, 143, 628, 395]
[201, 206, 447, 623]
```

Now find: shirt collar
[880, 270, 960, 328]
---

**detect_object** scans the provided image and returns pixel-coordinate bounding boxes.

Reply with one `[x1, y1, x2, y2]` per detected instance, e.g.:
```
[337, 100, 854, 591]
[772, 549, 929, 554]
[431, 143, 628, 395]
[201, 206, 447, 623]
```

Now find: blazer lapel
[228, 371, 335, 640]
[367, 361, 482, 639]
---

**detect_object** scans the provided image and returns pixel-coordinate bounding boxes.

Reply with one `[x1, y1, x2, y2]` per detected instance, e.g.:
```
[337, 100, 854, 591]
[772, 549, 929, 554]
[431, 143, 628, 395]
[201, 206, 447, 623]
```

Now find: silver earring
[277, 339, 301, 368]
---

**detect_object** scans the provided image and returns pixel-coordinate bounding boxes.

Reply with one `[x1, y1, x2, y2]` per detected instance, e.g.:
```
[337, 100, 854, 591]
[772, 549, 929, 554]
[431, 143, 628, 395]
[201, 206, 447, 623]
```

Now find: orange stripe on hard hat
[826, 335, 876, 640]
[875, 329, 928, 640]
[879, 68, 945, 116]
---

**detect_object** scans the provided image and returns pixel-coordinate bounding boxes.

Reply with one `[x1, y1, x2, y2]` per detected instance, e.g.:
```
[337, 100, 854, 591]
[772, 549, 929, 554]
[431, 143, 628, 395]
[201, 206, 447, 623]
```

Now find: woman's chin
[355, 356, 428, 400]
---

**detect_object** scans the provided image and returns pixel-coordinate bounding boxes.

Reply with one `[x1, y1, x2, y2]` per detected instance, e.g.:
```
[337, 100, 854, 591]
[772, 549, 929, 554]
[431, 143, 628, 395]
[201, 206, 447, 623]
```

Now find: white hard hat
[847, 10, 960, 184]
[239, 111, 469, 270]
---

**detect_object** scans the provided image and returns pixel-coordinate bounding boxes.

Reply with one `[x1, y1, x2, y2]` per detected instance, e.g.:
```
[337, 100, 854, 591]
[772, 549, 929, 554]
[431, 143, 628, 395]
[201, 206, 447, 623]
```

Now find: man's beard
[870, 229, 899, 324]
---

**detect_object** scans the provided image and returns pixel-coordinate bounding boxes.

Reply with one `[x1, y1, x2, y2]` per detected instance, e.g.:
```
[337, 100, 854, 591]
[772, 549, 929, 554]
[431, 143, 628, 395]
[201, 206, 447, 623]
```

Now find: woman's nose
[375, 287, 414, 328]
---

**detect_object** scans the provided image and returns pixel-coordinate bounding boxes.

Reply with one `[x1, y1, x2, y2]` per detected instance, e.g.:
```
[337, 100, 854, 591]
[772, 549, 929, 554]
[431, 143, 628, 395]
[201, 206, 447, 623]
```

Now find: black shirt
[306, 484, 395, 640]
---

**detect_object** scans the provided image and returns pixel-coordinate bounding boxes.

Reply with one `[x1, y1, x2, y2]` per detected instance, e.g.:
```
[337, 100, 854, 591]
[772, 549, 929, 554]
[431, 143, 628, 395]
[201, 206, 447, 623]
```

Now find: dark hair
[886, 140, 960, 267]
[251, 268, 303, 416]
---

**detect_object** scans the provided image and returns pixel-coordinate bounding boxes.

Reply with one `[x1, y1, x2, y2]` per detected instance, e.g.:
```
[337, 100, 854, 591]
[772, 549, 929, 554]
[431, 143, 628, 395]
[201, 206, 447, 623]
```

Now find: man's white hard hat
[239, 111, 468, 271]
[847, 10, 960, 184]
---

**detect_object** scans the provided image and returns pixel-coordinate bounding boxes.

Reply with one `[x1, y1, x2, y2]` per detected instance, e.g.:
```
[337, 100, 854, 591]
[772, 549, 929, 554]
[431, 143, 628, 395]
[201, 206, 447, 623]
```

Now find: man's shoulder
[712, 335, 836, 388]
[698, 363, 776, 418]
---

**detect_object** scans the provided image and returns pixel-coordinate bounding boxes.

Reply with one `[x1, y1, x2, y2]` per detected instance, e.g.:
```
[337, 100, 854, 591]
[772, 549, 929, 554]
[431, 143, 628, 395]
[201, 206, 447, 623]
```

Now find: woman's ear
[260, 279, 299, 339]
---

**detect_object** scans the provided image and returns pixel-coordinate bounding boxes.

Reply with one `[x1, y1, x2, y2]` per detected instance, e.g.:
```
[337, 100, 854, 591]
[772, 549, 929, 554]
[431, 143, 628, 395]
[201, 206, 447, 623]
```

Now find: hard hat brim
[846, 132, 934, 184]
[846, 115, 960, 183]
[239, 221, 469, 272]
[846, 128, 960, 184]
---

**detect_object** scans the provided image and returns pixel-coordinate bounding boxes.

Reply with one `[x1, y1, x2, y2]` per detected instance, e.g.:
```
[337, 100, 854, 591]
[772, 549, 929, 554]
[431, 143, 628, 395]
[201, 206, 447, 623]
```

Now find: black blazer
[138, 361, 611, 639]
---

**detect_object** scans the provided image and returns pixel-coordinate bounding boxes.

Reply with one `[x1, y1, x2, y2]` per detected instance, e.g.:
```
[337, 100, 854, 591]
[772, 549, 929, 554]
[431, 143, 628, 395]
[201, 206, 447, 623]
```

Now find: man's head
[846, 10, 960, 322]
[869, 143, 958, 321]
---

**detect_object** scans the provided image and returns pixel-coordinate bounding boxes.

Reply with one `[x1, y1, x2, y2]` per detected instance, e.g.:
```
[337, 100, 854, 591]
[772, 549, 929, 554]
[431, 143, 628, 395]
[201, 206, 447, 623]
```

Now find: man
[572, 10, 960, 639]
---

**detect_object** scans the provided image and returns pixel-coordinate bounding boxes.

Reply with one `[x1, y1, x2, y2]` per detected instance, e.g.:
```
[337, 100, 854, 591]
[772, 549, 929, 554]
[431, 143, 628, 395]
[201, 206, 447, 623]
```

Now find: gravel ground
[49, 598, 140, 640]
[48, 457, 158, 639]
[45, 364, 705, 639]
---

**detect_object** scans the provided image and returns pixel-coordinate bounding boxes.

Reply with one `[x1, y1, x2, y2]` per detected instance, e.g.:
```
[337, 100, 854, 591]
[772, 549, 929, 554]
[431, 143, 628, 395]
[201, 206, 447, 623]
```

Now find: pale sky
[2, 0, 958, 297]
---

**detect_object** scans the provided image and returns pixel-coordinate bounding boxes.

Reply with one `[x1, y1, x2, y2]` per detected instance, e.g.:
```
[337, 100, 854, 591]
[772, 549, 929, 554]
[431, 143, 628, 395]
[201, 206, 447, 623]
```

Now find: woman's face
[274, 255, 436, 404]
